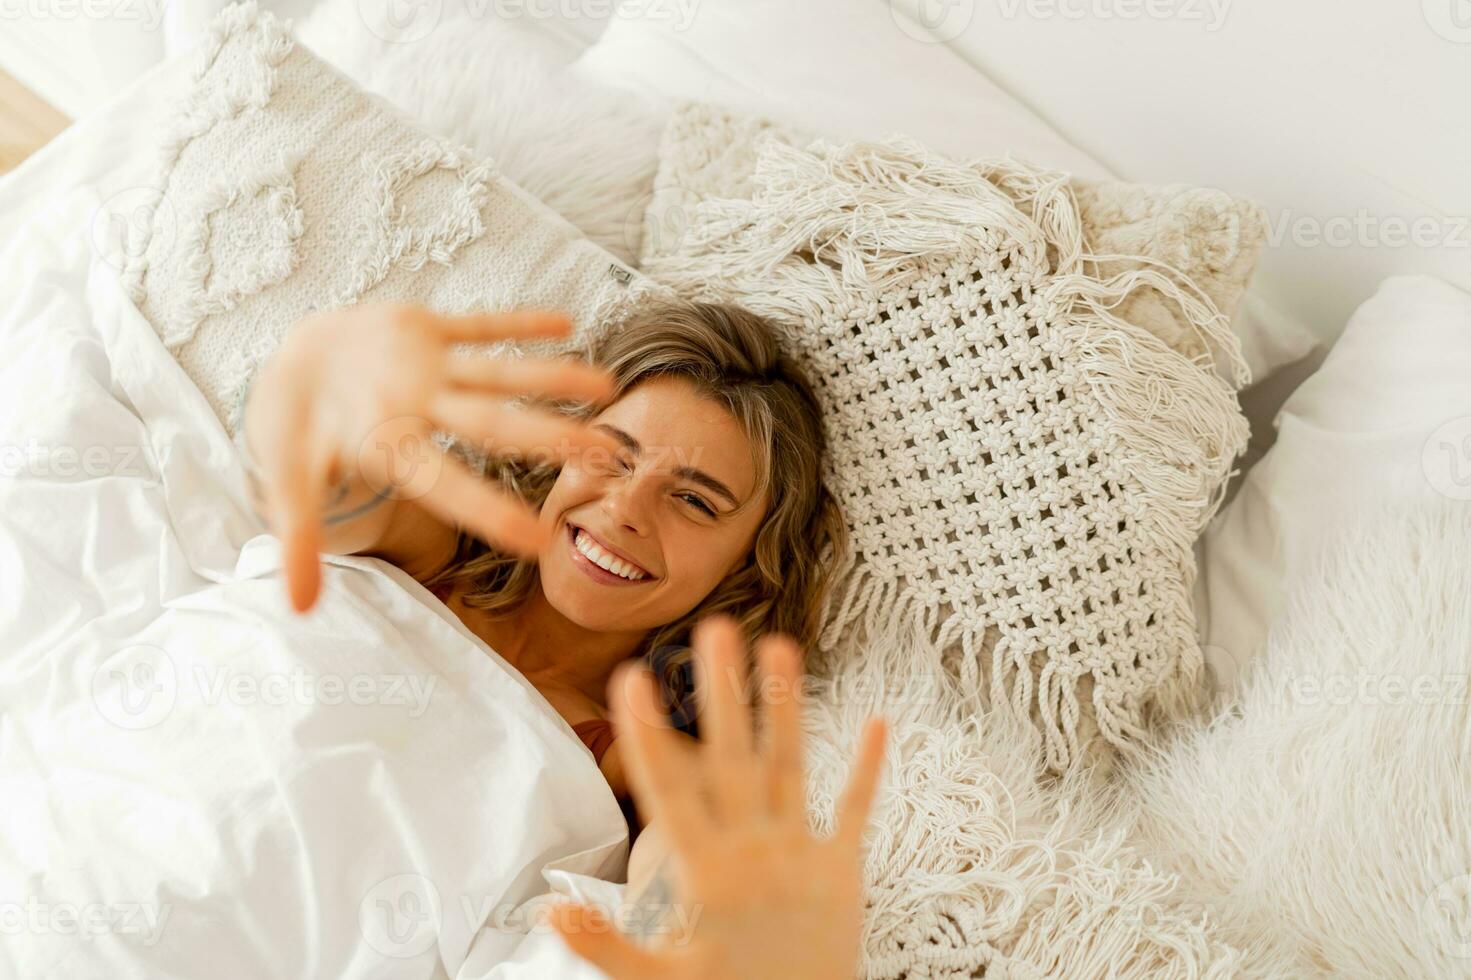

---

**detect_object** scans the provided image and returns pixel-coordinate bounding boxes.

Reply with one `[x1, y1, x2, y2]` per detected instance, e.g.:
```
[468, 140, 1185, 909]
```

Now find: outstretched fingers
[610, 661, 713, 857]
[413, 308, 575, 343]
[550, 903, 672, 979]
[445, 353, 616, 406]
[426, 390, 622, 465]
[252, 386, 331, 614]
[692, 615, 761, 825]
[402, 443, 551, 556]
[833, 717, 888, 854]
[756, 633, 806, 820]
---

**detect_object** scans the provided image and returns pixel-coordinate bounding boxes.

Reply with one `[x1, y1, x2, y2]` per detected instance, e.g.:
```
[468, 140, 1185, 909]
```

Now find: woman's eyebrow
[592, 422, 741, 507]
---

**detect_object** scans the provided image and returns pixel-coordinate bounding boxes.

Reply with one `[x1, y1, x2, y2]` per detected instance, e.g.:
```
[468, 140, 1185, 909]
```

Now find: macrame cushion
[642, 103, 1258, 773]
[122, 1, 657, 434]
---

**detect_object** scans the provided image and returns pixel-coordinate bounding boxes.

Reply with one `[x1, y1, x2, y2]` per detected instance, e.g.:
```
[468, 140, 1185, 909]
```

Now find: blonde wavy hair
[423, 300, 848, 729]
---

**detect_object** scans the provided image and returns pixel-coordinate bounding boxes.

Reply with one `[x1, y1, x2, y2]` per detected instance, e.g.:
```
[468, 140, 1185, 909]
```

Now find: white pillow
[571, 0, 1319, 386]
[1196, 274, 1471, 691]
[122, 2, 656, 431]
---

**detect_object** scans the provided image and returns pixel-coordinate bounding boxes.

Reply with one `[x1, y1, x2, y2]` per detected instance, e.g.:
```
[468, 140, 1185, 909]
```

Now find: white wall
[894, 0, 1471, 348]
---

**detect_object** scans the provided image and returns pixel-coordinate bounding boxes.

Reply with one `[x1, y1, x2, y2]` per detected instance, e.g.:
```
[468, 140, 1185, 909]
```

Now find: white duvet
[0, 89, 626, 980]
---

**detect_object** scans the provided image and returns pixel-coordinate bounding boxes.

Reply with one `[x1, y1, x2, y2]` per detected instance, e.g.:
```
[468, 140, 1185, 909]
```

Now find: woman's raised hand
[242, 303, 620, 613]
[552, 615, 888, 980]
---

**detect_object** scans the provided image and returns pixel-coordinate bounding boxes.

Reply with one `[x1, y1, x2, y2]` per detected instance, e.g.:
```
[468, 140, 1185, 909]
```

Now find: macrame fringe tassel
[798, 602, 1239, 977]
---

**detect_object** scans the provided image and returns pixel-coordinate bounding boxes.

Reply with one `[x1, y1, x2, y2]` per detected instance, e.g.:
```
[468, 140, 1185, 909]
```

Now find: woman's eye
[679, 492, 716, 516]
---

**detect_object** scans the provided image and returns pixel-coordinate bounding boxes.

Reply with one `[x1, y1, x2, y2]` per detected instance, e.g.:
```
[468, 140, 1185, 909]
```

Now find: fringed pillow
[641, 105, 1259, 773]
[121, 1, 657, 434]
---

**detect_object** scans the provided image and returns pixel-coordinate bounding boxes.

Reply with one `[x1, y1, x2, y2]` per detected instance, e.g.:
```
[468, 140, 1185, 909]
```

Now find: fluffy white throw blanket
[1113, 498, 1471, 977]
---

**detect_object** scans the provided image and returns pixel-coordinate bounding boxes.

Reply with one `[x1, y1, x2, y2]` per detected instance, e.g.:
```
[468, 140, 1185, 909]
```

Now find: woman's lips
[566, 523, 654, 587]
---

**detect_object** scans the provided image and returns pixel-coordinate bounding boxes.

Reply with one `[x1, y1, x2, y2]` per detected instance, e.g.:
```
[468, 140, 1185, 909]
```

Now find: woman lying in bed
[240, 298, 886, 979]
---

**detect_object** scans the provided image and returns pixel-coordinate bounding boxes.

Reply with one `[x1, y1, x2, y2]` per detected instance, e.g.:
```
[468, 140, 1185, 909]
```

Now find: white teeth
[574, 529, 647, 581]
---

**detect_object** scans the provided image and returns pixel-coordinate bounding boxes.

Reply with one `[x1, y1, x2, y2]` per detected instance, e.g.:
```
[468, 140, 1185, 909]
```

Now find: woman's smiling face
[536, 374, 769, 632]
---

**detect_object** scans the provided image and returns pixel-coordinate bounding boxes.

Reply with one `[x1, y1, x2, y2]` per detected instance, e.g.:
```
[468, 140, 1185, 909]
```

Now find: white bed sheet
[0, 72, 625, 980]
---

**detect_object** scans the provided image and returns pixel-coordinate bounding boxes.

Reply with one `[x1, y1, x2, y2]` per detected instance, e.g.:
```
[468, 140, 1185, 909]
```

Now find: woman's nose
[599, 475, 652, 535]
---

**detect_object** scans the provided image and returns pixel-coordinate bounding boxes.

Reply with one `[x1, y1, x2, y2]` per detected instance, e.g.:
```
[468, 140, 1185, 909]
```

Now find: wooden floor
[0, 66, 69, 176]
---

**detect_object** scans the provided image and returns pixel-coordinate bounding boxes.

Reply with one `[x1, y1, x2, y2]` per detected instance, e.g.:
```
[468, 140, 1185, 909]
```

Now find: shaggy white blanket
[1111, 498, 1471, 978]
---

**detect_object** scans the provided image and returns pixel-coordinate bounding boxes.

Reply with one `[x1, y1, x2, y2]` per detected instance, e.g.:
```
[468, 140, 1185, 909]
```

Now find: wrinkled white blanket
[0, 183, 626, 979]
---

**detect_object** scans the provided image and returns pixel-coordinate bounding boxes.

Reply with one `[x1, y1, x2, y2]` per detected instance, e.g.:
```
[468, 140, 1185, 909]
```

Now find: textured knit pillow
[641, 109, 1257, 772]
[121, 1, 657, 433]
